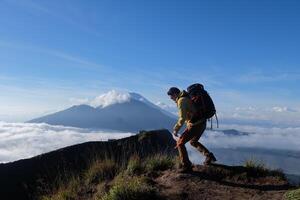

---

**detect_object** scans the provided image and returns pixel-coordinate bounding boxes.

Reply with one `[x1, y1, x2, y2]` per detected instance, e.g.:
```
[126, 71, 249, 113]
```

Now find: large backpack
[187, 83, 218, 128]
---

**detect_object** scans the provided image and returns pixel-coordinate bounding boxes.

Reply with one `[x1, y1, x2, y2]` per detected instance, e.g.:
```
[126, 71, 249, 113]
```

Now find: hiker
[167, 86, 217, 172]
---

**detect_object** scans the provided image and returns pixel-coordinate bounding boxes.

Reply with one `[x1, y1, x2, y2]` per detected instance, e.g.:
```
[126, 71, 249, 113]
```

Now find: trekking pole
[215, 113, 219, 128]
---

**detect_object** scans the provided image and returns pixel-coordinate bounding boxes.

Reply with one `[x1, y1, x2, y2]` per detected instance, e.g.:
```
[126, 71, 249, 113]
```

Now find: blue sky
[0, 0, 300, 124]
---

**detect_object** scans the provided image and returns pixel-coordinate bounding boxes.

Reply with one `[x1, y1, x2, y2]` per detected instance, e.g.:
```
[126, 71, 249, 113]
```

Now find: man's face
[169, 94, 178, 102]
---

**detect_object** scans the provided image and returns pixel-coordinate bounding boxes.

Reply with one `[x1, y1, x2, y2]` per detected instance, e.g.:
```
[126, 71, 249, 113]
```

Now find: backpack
[187, 83, 219, 129]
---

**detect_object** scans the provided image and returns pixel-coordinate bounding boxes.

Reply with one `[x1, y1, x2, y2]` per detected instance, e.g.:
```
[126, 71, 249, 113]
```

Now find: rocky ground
[155, 164, 291, 200]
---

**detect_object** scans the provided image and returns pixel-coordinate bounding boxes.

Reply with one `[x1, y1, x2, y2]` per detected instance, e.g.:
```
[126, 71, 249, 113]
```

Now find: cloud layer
[1, 121, 300, 164]
[0, 122, 132, 163]
[202, 124, 300, 151]
[89, 90, 131, 108]
[183, 124, 300, 172]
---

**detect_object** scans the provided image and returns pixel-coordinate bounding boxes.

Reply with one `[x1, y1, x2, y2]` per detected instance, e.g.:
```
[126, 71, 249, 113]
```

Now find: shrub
[244, 158, 285, 179]
[244, 159, 266, 171]
[284, 188, 300, 200]
[85, 159, 119, 184]
[41, 176, 81, 200]
[145, 154, 175, 172]
[41, 159, 119, 200]
[126, 155, 144, 175]
[101, 175, 158, 200]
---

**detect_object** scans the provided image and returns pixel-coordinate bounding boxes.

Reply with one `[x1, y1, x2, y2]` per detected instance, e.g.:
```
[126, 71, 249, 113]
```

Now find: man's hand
[172, 130, 178, 137]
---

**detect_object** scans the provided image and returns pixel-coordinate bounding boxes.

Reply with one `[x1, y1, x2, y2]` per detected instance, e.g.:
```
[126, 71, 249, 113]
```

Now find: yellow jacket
[173, 91, 196, 133]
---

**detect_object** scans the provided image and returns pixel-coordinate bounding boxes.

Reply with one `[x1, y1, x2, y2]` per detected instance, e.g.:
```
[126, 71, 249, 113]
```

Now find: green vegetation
[244, 158, 285, 179]
[41, 176, 81, 200]
[126, 155, 144, 175]
[40, 154, 175, 200]
[41, 159, 120, 200]
[144, 154, 175, 172]
[284, 188, 300, 200]
[100, 175, 159, 200]
[126, 154, 175, 176]
[244, 159, 266, 170]
[137, 131, 152, 142]
[85, 159, 119, 184]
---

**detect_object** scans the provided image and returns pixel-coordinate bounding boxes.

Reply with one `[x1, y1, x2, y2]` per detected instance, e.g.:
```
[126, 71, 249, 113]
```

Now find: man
[167, 87, 216, 172]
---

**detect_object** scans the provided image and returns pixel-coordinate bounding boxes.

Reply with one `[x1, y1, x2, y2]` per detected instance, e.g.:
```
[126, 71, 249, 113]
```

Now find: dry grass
[100, 175, 159, 200]
[244, 158, 285, 180]
[85, 159, 119, 184]
[284, 188, 300, 200]
[40, 176, 81, 200]
[40, 159, 119, 200]
[40, 154, 175, 200]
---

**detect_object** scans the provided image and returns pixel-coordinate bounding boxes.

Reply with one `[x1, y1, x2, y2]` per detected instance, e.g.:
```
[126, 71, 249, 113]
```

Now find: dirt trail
[155, 164, 289, 200]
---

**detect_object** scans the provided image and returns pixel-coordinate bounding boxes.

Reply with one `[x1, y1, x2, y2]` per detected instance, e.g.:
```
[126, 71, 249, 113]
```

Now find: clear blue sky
[0, 0, 300, 124]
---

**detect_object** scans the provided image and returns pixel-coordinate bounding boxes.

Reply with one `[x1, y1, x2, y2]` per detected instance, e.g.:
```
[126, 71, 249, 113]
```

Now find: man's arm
[173, 98, 188, 134]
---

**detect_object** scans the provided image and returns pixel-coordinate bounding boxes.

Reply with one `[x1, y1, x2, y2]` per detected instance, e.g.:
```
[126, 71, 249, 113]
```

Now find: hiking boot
[178, 165, 193, 173]
[204, 153, 217, 165]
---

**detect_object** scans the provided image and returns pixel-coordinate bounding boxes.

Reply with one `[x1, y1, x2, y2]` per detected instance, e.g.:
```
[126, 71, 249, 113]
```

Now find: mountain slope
[0, 129, 176, 200]
[28, 96, 176, 132]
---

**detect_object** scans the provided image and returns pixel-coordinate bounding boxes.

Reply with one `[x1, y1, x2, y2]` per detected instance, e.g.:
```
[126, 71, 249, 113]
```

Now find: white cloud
[171, 123, 300, 168]
[155, 101, 178, 115]
[2, 121, 300, 165]
[183, 124, 300, 167]
[0, 122, 133, 163]
[156, 101, 176, 109]
[89, 90, 131, 108]
[272, 106, 297, 113]
[272, 107, 286, 112]
[235, 106, 256, 111]
[219, 105, 300, 127]
[69, 97, 89, 105]
[199, 124, 300, 151]
[237, 71, 300, 83]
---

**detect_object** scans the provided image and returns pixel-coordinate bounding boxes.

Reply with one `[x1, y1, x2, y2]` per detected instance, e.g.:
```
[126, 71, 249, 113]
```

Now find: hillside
[0, 129, 176, 200]
[0, 130, 298, 200]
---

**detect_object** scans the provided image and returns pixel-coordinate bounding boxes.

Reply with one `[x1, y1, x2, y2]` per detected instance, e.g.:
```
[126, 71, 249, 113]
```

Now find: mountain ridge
[28, 93, 176, 132]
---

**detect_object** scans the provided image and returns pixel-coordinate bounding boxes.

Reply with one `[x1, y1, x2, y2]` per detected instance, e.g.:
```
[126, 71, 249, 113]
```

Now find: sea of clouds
[203, 124, 300, 150]
[0, 122, 133, 163]
[1, 121, 300, 164]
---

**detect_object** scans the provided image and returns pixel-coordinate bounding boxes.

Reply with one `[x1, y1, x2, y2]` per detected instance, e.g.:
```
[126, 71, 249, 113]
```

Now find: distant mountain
[28, 92, 177, 132]
[220, 129, 250, 136]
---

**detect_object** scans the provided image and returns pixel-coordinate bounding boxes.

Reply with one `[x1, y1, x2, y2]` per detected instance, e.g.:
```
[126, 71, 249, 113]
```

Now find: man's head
[167, 87, 180, 102]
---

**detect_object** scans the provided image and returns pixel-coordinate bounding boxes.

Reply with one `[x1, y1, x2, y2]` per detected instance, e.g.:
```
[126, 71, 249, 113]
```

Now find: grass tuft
[144, 154, 175, 172]
[40, 176, 81, 200]
[126, 155, 144, 175]
[244, 158, 285, 180]
[85, 159, 119, 184]
[284, 188, 300, 200]
[100, 175, 159, 200]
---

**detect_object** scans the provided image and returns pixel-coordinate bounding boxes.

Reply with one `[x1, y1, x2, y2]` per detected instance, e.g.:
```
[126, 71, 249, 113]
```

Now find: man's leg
[189, 122, 210, 156]
[189, 122, 217, 165]
[176, 129, 194, 170]
[190, 141, 211, 157]
[177, 143, 192, 169]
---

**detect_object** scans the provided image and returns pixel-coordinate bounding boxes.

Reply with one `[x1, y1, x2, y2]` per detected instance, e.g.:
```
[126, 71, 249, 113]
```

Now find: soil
[154, 164, 290, 200]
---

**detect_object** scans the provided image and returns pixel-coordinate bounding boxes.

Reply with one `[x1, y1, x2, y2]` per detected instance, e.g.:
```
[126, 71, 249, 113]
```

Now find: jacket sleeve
[173, 98, 188, 133]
